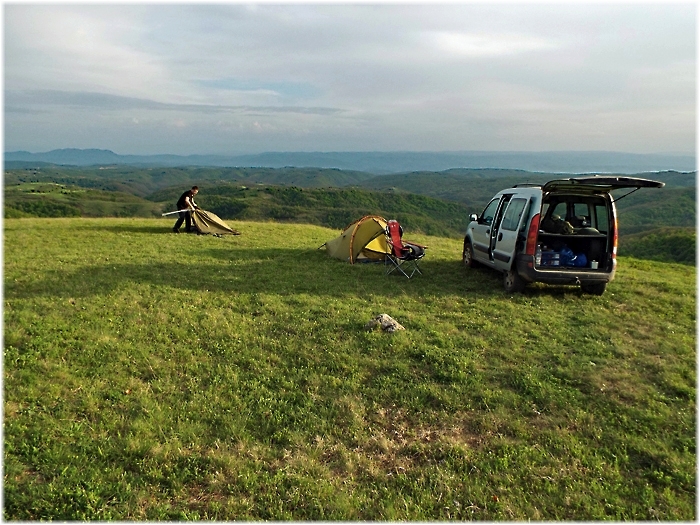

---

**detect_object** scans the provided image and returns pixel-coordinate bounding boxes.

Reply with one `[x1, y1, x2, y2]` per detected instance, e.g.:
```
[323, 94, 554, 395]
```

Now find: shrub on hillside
[619, 227, 695, 265]
[9, 200, 81, 218]
[4, 206, 35, 218]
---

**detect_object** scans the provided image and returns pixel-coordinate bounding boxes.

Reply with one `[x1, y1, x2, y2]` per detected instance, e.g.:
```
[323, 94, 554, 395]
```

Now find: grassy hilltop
[4, 217, 696, 520]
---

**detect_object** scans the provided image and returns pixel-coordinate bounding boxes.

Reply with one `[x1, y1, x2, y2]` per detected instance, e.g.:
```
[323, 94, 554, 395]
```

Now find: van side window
[519, 200, 532, 235]
[573, 202, 588, 217]
[500, 198, 527, 231]
[540, 203, 550, 220]
[572, 202, 590, 228]
[480, 198, 501, 225]
[493, 195, 512, 231]
[550, 202, 567, 220]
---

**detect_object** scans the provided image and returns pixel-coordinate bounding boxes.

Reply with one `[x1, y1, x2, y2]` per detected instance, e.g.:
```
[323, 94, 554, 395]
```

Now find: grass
[4, 217, 696, 520]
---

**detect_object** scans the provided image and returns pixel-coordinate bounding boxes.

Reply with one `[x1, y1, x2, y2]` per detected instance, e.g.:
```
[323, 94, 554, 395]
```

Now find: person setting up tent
[172, 186, 199, 233]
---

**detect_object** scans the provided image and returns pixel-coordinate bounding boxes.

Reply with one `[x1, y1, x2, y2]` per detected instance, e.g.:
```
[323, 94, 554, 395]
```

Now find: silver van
[462, 176, 664, 294]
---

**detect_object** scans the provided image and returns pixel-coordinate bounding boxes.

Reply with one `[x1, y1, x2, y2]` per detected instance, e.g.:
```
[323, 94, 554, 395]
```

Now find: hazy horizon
[5, 4, 696, 156]
[4, 147, 696, 157]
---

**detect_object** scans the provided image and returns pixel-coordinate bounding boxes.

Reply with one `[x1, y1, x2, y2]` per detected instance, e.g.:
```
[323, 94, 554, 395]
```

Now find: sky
[3, 3, 697, 156]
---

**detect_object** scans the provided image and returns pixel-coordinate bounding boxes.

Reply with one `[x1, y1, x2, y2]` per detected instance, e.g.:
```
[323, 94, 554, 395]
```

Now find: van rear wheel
[581, 282, 607, 295]
[504, 268, 526, 293]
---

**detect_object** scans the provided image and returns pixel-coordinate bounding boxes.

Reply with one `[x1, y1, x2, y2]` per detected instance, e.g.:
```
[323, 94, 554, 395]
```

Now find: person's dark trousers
[173, 211, 192, 231]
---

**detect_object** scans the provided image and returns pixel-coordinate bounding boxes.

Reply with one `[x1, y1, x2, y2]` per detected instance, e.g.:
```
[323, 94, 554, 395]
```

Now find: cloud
[3, 4, 695, 155]
[5, 89, 345, 117]
[4, 6, 167, 96]
[197, 78, 321, 100]
[428, 31, 557, 58]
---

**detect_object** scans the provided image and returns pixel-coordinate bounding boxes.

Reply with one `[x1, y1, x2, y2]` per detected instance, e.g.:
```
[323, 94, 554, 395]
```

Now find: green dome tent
[324, 215, 390, 263]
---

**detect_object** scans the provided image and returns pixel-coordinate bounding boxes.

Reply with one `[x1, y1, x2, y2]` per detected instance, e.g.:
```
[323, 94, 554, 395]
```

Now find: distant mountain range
[4, 148, 696, 174]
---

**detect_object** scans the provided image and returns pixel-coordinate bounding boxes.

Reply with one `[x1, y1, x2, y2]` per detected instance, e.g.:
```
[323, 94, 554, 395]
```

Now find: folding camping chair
[385, 219, 426, 278]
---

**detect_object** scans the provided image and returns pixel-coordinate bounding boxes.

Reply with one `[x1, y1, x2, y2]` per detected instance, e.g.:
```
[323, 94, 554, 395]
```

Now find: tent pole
[161, 209, 192, 216]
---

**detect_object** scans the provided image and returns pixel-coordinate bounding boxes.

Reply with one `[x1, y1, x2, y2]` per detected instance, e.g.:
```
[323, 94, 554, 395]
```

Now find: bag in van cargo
[560, 247, 575, 266]
[572, 253, 588, 267]
[541, 215, 575, 235]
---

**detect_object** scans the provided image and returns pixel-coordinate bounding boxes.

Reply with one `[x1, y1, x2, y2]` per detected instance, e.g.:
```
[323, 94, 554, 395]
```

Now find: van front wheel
[463, 239, 477, 268]
[504, 268, 526, 293]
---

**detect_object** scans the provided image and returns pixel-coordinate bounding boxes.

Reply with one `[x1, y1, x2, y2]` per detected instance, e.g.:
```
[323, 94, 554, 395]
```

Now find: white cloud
[428, 31, 557, 58]
[5, 6, 172, 98]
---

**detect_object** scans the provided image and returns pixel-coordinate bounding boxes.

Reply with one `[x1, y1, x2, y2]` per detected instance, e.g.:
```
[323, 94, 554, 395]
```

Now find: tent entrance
[324, 215, 390, 263]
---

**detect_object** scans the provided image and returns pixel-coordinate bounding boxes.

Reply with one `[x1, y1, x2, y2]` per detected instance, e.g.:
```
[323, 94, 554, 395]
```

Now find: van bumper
[516, 255, 616, 285]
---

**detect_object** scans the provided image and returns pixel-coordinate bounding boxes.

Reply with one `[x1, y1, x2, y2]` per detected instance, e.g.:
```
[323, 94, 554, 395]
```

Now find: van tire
[463, 238, 477, 268]
[581, 282, 607, 295]
[504, 268, 526, 293]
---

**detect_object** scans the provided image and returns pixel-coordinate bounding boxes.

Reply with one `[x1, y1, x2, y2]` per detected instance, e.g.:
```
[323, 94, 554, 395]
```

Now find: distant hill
[5, 148, 696, 174]
[4, 179, 469, 237]
[4, 164, 696, 261]
[358, 169, 696, 228]
[613, 186, 696, 235]
[3, 165, 377, 197]
[360, 169, 551, 210]
[148, 183, 469, 237]
[4, 182, 162, 219]
[618, 227, 696, 265]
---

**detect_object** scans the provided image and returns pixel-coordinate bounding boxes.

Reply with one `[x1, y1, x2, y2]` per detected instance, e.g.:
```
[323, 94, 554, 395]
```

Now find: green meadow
[4, 217, 696, 520]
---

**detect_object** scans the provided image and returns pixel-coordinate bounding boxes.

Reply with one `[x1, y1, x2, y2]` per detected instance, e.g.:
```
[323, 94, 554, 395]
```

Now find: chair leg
[404, 260, 421, 278]
[386, 256, 403, 277]
[386, 256, 413, 278]
[408, 261, 422, 278]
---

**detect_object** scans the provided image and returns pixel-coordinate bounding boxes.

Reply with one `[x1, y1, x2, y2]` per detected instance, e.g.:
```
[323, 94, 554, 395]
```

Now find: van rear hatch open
[543, 176, 665, 194]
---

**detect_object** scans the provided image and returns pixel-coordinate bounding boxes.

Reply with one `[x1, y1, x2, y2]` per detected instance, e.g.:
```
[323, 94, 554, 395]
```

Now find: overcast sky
[4, 3, 696, 156]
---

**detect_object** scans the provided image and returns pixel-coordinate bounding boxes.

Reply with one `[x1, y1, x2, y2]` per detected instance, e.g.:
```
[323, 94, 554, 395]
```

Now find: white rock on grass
[365, 314, 405, 333]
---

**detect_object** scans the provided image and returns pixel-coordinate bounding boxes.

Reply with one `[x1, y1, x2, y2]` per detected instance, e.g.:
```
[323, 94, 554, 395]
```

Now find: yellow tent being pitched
[324, 215, 390, 263]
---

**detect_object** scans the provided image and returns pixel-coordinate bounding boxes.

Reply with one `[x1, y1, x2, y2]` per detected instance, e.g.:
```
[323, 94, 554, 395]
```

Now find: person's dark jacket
[177, 190, 197, 210]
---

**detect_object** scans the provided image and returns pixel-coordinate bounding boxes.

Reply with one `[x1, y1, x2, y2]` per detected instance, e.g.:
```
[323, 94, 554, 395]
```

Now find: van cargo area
[534, 194, 612, 272]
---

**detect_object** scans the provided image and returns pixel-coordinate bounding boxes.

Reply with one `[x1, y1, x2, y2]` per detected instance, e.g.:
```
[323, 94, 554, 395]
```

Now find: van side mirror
[469, 213, 478, 222]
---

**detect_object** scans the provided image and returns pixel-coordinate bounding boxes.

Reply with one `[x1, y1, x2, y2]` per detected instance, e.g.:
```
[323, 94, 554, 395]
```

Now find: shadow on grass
[69, 222, 189, 235]
[2, 244, 501, 299]
[6, 244, 592, 301]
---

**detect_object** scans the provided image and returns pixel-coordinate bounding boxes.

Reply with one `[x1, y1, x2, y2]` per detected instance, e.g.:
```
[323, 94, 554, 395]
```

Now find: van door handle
[498, 232, 503, 241]
[486, 229, 490, 234]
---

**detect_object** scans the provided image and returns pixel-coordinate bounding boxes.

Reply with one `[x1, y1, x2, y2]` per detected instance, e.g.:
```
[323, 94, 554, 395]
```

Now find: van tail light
[612, 215, 618, 261]
[525, 213, 540, 255]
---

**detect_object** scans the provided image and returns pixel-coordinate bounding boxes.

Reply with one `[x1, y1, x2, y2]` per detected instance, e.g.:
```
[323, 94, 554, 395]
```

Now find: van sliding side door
[488, 195, 512, 262]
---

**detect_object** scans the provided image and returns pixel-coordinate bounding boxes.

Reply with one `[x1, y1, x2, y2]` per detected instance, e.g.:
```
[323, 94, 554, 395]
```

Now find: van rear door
[543, 176, 665, 193]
